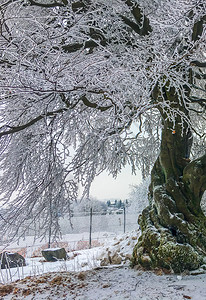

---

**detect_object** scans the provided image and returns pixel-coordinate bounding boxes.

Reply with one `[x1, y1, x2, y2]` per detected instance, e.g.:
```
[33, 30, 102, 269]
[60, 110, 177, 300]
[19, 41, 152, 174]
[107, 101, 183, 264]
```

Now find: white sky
[90, 165, 142, 200]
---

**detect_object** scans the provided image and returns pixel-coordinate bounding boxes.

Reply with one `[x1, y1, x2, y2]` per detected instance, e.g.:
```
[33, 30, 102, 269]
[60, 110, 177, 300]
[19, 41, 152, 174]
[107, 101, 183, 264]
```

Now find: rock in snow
[41, 248, 67, 262]
[0, 252, 26, 269]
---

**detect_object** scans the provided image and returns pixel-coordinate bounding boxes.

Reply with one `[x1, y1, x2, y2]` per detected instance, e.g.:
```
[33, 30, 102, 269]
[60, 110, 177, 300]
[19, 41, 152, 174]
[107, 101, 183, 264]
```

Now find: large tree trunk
[132, 86, 206, 273]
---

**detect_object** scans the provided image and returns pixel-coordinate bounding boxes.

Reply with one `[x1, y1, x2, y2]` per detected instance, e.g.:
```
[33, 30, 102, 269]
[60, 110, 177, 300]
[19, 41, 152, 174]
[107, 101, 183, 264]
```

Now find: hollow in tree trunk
[132, 86, 206, 273]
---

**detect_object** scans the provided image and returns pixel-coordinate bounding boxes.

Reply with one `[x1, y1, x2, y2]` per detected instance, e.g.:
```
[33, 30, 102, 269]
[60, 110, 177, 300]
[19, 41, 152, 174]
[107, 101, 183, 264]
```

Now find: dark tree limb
[120, 15, 144, 35]
[71, 1, 91, 12]
[0, 0, 15, 8]
[0, 108, 68, 138]
[193, 72, 206, 79]
[189, 97, 206, 103]
[192, 18, 205, 42]
[62, 39, 106, 53]
[29, 0, 65, 7]
[0, 93, 113, 138]
[192, 84, 206, 93]
[80, 96, 112, 112]
[191, 61, 206, 68]
[62, 1, 152, 54]
[120, 0, 152, 36]
[29, 0, 93, 11]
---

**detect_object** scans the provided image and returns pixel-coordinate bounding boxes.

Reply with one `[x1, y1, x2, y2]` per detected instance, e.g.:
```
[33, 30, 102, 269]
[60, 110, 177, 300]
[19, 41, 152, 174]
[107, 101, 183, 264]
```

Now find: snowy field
[0, 230, 206, 299]
[25, 211, 139, 236]
[0, 230, 137, 283]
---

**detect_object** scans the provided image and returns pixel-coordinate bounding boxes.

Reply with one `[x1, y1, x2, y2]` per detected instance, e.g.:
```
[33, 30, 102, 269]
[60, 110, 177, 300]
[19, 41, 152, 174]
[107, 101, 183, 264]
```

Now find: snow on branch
[0, 0, 205, 240]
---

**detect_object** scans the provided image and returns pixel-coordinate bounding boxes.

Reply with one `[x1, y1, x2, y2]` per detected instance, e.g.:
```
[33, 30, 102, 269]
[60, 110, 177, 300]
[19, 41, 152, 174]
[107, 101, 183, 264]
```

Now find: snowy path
[1, 266, 206, 300]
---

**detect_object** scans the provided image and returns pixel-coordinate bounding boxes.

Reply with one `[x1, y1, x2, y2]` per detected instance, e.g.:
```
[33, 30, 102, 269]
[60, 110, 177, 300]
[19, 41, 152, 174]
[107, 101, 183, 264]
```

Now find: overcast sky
[90, 165, 142, 200]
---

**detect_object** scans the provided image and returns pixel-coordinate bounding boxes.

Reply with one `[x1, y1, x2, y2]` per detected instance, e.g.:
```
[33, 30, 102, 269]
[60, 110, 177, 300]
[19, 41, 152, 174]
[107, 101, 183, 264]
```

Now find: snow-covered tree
[128, 177, 150, 216]
[73, 197, 107, 214]
[0, 0, 206, 272]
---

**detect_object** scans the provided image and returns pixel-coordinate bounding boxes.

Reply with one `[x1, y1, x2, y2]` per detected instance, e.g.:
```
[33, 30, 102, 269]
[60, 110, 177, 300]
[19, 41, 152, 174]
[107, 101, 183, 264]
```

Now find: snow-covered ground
[0, 230, 206, 299]
[0, 231, 138, 283]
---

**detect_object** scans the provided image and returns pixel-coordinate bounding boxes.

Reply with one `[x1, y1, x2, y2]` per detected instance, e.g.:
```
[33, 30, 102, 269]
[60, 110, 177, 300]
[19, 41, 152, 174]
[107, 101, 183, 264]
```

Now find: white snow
[0, 230, 206, 299]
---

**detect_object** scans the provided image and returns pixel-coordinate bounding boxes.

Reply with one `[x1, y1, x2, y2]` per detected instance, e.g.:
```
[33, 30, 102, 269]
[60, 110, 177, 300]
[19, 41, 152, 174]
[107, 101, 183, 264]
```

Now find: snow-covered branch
[0, 0, 205, 241]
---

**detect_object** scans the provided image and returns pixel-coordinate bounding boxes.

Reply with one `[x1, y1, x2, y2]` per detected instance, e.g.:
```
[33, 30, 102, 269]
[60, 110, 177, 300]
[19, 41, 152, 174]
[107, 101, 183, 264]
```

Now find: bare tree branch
[0, 108, 68, 138]
[122, 0, 152, 35]
[191, 61, 206, 68]
[29, 0, 65, 7]
[192, 15, 206, 42]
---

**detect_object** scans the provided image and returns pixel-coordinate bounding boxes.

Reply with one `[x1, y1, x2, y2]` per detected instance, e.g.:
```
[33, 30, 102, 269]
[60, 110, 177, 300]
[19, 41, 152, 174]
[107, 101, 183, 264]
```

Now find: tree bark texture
[132, 85, 206, 273]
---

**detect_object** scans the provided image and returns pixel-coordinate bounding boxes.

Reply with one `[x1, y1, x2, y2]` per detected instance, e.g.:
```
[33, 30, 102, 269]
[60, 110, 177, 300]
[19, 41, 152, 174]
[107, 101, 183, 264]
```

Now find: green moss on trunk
[132, 85, 206, 273]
